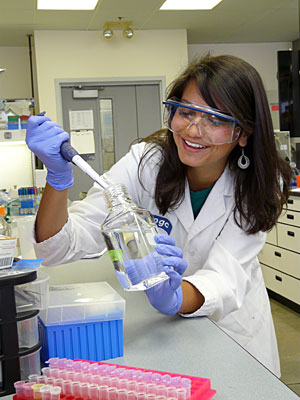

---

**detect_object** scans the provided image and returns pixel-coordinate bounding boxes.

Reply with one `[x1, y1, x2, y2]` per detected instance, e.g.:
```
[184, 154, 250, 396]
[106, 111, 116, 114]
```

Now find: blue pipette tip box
[38, 282, 125, 363]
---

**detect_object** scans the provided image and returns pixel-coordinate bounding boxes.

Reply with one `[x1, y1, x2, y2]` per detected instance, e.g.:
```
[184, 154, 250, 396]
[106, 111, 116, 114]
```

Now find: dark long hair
[139, 54, 292, 234]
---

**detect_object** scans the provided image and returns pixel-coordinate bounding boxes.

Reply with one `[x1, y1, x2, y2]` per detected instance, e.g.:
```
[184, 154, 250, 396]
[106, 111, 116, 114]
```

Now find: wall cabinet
[259, 195, 300, 308]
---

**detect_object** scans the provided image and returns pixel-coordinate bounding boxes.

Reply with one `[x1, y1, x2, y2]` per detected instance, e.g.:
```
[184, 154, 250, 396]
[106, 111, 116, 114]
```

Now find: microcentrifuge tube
[117, 388, 127, 400]
[41, 368, 51, 377]
[98, 385, 109, 400]
[156, 385, 167, 397]
[89, 383, 98, 399]
[127, 391, 138, 400]
[32, 384, 45, 400]
[24, 383, 35, 398]
[80, 382, 89, 398]
[29, 375, 39, 383]
[50, 386, 61, 400]
[146, 383, 156, 395]
[176, 388, 187, 400]
[40, 385, 51, 400]
[107, 387, 118, 400]
[71, 381, 81, 397]
[14, 381, 25, 394]
[127, 380, 137, 392]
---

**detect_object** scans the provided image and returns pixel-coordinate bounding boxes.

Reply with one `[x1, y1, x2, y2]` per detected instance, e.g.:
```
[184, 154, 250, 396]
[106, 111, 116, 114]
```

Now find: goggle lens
[163, 100, 240, 145]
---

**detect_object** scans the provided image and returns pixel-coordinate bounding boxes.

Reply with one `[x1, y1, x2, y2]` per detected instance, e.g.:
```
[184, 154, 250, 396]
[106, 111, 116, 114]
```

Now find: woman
[26, 54, 291, 377]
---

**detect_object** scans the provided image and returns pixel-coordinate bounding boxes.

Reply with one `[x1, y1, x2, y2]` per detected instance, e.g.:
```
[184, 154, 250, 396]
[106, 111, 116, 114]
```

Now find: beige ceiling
[0, 0, 299, 47]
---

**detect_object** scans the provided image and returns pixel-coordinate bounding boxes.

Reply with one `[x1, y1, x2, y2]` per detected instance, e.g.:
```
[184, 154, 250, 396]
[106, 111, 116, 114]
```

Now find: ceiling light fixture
[123, 27, 134, 39]
[103, 18, 134, 40]
[160, 0, 222, 10]
[103, 29, 113, 39]
[37, 0, 99, 10]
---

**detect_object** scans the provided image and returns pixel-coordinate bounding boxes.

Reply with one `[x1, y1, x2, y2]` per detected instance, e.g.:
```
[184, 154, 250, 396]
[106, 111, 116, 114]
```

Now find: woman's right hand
[26, 115, 74, 191]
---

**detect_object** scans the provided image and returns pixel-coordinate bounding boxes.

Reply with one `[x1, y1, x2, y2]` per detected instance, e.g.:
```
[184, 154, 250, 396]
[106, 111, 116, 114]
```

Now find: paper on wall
[35, 169, 47, 188]
[4, 100, 32, 116]
[69, 110, 94, 130]
[70, 130, 95, 155]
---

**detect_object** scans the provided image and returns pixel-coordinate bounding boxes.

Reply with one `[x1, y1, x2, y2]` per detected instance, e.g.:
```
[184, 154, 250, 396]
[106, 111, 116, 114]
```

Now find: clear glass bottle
[101, 183, 169, 291]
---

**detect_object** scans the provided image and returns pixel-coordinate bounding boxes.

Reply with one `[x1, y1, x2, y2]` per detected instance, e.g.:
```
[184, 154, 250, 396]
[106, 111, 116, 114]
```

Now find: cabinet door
[278, 209, 300, 227]
[277, 223, 300, 252]
[261, 264, 300, 305]
[259, 243, 300, 278]
[266, 225, 277, 245]
[285, 196, 300, 212]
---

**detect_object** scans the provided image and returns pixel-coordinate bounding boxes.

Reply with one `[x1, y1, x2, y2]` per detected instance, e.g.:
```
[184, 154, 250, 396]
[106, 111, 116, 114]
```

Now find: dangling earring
[237, 148, 250, 169]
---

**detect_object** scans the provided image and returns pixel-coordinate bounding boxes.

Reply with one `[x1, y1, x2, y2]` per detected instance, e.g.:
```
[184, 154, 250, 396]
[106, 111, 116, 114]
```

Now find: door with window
[61, 83, 162, 200]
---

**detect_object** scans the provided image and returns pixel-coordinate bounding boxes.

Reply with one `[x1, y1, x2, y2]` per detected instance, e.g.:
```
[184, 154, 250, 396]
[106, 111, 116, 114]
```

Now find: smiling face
[173, 80, 248, 190]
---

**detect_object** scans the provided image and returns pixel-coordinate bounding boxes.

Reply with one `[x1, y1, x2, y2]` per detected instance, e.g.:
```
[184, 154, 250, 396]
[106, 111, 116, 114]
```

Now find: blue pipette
[60, 141, 108, 189]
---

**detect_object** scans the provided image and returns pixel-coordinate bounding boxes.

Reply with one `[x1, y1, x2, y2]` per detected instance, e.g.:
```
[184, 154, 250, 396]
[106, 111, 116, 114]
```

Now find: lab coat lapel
[188, 167, 234, 239]
[173, 179, 195, 233]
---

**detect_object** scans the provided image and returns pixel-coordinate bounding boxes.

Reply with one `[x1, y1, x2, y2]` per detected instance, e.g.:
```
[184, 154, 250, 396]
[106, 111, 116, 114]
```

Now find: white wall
[0, 143, 33, 190]
[34, 30, 188, 121]
[0, 47, 32, 99]
[188, 42, 292, 130]
[0, 46, 38, 191]
[188, 42, 292, 92]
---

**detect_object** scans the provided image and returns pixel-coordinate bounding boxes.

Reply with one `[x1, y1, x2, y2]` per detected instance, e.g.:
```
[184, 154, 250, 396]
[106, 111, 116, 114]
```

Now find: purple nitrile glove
[26, 115, 73, 191]
[124, 251, 164, 287]
[145, 234, 188, 315]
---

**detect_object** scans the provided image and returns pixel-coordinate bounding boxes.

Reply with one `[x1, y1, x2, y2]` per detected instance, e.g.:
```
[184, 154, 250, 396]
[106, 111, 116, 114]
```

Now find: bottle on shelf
[0, 205, 12, 236]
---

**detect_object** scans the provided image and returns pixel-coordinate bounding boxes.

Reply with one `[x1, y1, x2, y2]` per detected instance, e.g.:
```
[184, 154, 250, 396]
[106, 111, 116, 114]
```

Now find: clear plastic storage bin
[39, 282, 125, 363]
[19, 347, 41, 380]
[15, 271, 49, 312]
[17, 315, 39, 349]
[39, 281, 125, 325]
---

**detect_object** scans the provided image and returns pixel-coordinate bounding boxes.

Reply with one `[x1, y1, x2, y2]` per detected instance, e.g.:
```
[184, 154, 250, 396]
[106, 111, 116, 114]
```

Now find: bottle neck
[104, 183, 134, 211]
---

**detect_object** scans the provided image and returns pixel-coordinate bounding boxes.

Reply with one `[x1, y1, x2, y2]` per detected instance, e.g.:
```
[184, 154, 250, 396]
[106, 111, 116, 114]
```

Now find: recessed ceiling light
[160, 0, 222, 10]
[37, 0, 98, 10]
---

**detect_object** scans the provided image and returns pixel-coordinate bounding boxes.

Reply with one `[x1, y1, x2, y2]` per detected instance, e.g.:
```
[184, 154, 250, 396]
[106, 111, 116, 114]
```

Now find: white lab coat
[34, 142, 280, 377]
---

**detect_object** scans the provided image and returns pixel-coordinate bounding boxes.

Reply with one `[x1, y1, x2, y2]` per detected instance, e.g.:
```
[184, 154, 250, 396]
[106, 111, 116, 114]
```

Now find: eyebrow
[181, 98, 199, 105]
[180, 98, 233, 118]
[164, 99, 237, 123]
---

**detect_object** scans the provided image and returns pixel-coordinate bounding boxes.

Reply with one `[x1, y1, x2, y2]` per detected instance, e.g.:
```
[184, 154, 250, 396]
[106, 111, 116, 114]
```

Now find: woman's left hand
[145, 234, 188, 315]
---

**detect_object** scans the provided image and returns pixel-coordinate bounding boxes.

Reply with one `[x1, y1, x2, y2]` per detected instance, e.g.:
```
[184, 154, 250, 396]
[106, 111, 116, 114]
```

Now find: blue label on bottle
[153, 215, 172, 235]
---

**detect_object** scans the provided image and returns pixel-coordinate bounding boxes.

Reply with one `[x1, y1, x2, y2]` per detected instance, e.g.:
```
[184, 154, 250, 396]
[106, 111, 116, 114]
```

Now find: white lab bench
[37, 253, 299, 400]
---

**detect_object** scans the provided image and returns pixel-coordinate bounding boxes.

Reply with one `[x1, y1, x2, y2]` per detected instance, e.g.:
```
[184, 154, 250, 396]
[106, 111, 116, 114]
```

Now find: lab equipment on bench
[16, 215, 36, 260]
[0, 207, 16, 268]
[101, 183, 169, 291]
[0, 269, 49, 396]
[38, 282, 125, 363]
[12, 357, 216, 400]
[17, 187, 39, 216]
[0, 206, 11, 237]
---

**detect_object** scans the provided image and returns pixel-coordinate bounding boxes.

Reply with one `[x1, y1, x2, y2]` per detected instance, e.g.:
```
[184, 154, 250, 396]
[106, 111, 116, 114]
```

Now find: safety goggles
[163, 98, 241, 145]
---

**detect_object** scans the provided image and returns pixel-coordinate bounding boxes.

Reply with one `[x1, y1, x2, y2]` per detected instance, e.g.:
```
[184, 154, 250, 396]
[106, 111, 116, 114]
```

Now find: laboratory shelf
[0, 270, 43, 396]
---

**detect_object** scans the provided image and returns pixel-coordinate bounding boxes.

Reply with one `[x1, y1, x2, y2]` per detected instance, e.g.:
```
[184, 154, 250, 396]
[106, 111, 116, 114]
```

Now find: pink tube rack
[13, 358, 216, 400]
[75, 359, 216, 400]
